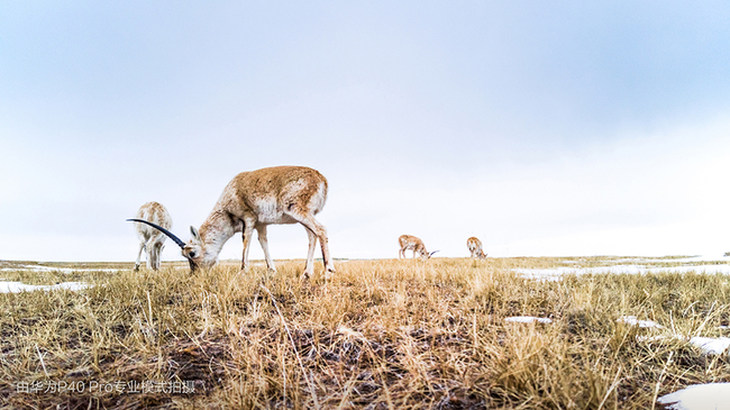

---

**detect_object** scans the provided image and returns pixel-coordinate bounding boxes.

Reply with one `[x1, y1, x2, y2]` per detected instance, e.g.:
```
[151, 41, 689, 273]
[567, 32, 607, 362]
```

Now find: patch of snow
[651, 265, 730, 274]
[514, 265, 646, 281]
[667, 255, 730, 263]
[0, 281, 92, 293]
[636, 334, 730, 356]
[515, 264, 730, 280]
[618, 316, 664, 329]
[614, 255, 728, 264]
[689, 337, 730, 355]
[657, 383, 730, 410]
[588, 265, 646, 274]
[0, 265, 121, 273]
[505, 316, 553, 324]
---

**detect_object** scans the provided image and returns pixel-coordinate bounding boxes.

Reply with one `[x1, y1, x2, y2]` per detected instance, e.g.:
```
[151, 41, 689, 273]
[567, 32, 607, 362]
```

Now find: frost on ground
[635, 334, 730, 356]
[613, 255, 730, 264]
[0, 264, 120, 273]
[0, 281, 91, 293]
[657, 383, 730, 410]
[688, 337, 730, 355]
[638, 335, 730, 356]
[515, 255, 730, 281]
[623, 317, 730, 356]
[575, 312, 730, 408]
[504, 316, 553, 324]
[516, 264, 730, 281]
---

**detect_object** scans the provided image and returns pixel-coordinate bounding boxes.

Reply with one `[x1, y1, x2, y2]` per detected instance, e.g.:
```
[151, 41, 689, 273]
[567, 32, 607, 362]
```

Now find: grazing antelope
[466, 236, 487, 259]
[128, 166, 334, 279]
[398, 234, 438, 260]
[133, 201, 172, 271]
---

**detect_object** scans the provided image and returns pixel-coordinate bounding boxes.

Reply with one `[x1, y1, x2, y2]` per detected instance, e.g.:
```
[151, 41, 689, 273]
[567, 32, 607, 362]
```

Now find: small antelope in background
[128, 166, 334, 279]
[466, 236, 487, 259]
[133, 201, 172, 271]
[398, 234, 438, 260]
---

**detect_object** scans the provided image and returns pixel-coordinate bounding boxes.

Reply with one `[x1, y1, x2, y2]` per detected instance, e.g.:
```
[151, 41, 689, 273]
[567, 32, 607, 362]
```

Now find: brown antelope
[398, 234, 438, 260]
[128, 166, 334, 279]
[466, 236, 487, 259]
[133, 201, 172, 271]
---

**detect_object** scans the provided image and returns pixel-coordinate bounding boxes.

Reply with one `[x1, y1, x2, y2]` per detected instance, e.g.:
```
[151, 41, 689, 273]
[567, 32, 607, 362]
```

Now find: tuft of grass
[1, 257, 729, 408]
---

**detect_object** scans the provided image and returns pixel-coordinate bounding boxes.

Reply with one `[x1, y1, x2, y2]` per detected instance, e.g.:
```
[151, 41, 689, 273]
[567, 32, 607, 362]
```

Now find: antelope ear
[190, 226, 201, 241]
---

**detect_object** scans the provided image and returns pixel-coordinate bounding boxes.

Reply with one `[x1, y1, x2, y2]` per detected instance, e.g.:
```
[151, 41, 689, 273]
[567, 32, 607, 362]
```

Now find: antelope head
[127, 219, 214, 272]
[417, 249, 439, 261]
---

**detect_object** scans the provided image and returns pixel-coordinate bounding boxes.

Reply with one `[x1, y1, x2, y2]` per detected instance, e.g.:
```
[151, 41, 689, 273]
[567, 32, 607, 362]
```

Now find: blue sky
[2, 1, 730, 261]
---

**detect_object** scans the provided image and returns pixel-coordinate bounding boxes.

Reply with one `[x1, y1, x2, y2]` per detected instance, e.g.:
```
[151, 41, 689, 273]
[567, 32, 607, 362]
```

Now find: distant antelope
[398, 234, 438, 260]
[466, 236, 487, 259]
[128, 166, 334, 279]
[133, 201, 172, 271]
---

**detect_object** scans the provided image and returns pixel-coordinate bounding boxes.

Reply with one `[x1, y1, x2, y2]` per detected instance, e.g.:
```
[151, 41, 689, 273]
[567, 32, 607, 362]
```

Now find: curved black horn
[429, 250, 440, 257]
[127, 218, 186, 248]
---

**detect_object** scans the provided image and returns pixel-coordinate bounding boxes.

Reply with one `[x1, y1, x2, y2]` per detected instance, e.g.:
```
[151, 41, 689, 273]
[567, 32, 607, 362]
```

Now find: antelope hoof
[134, 265, 140, 272]
[324, 266, 335, 281]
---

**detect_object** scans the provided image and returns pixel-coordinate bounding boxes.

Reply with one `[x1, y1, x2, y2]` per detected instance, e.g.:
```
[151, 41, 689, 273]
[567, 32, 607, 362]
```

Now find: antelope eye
[189, 251, 197, 258]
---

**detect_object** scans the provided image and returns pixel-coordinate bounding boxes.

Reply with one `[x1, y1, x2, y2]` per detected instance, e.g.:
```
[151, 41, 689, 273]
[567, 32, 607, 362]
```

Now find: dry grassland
[1, 257, 730, 408]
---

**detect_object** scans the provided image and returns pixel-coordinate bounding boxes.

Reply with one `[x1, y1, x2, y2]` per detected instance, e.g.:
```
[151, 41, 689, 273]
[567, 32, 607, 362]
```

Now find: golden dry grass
[1, 257, 729, 409]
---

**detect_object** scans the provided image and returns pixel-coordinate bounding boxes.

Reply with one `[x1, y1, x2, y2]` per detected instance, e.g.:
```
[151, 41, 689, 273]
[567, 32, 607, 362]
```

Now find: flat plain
[1, 256, 729, 408]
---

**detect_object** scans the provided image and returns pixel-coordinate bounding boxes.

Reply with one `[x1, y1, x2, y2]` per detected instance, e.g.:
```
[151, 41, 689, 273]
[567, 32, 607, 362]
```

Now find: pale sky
[2, 1, 730, 262]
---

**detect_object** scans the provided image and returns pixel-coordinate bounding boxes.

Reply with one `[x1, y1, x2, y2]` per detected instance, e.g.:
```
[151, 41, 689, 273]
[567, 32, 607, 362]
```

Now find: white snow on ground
[0, 281, 91, 293]
[618, 316, 664, 329]
[662, 255, 730, 263]
[650, 265, 730, 274]
[636, 334, 730, 356]
[688, 337, 730, 355]
[620, 315, 730, 356]
[506, 314, 730, 356]
[611, 255, 729, 264]
[505, 316, 553, 324]
[0, 264, 121, 273]
[516, 254, 730, 281]
[657, 383, 730, 410]
[631, 332, 730, 358]
[515, 264, 730, 281]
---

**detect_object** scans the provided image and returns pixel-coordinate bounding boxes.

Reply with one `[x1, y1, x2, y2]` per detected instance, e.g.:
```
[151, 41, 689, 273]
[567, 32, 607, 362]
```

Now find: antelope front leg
[314, 223, 335, 280]
[134, 243, 145, 271]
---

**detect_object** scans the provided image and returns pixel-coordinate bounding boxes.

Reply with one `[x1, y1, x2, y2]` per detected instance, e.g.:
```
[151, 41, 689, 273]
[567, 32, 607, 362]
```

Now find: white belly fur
[253, 196, 297, 224]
